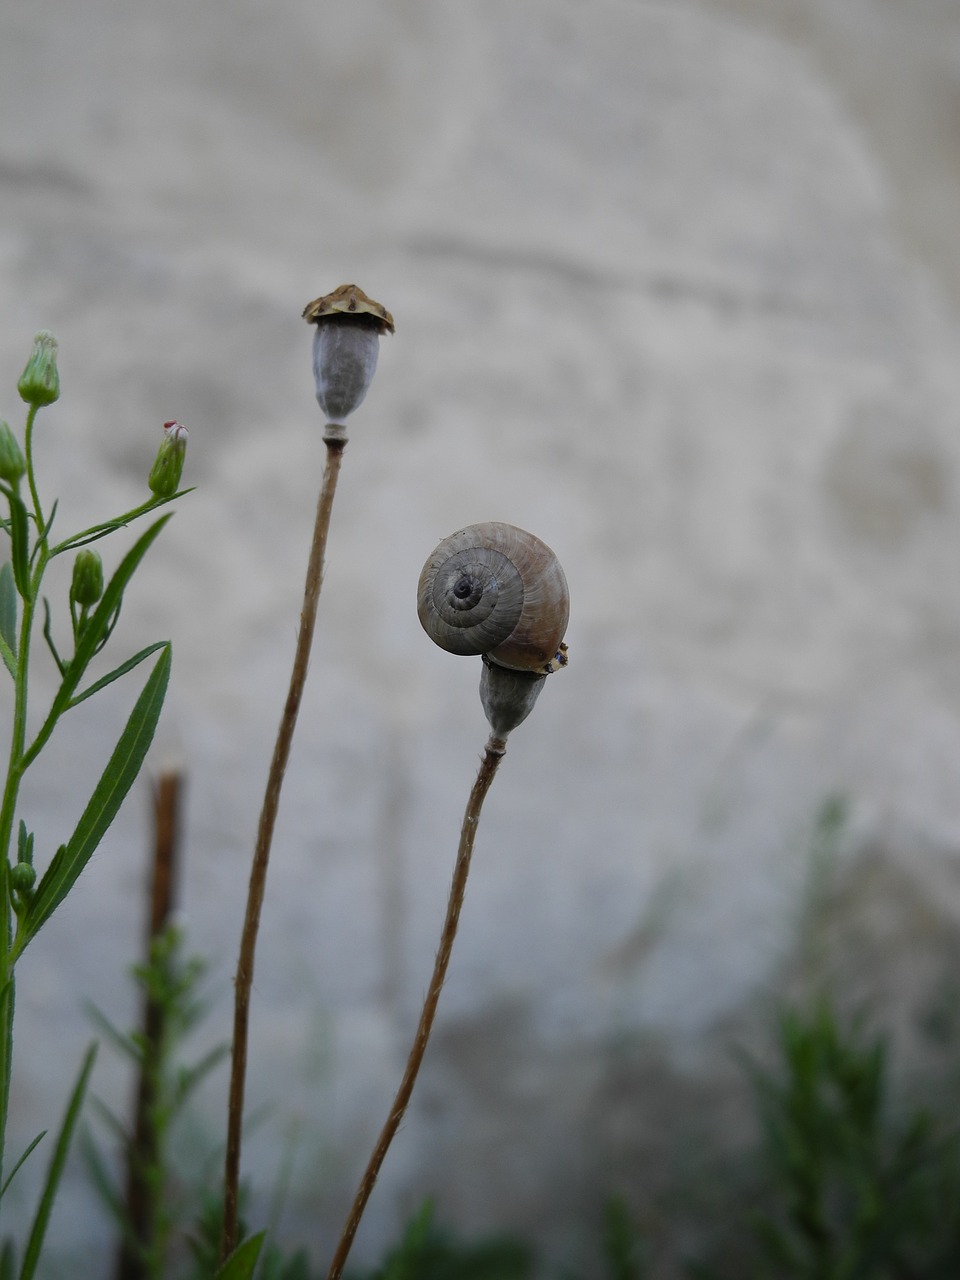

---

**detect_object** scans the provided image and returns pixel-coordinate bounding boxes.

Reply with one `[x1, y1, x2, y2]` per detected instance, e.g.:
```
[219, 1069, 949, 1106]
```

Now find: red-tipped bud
[148, 421, 188, 498]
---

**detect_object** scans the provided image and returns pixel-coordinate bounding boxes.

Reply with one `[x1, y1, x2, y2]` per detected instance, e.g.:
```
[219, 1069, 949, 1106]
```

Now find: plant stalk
[325, 733, 507, 1280]
[115, 769, 183, 1280]
[221, 431, 346, 1262]
[0, 433, 46, 1204]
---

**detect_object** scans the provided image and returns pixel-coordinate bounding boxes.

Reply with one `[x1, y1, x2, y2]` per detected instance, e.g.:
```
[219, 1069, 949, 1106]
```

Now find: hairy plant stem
[325, 733, 508, 1280]
[221, 429, 346, 1262]
[0, 408, 45, 1206]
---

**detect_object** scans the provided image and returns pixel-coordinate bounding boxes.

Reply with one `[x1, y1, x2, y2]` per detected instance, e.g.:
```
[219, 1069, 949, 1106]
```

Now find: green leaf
[0, 488, 31, 601]
[0, 1240, 15, 1280]
[171, 1043, 229, 1110]
[40, 598, 65, 677]
[20, 516, 172, 775]
[78, 1130, 128, 1237]
[214, 1232, 266, 1280]
[50, 488, 192, 557]
[0, 1132, 46, 1201]
[69, 640, 169, 708]
[18, 1044, 96, 1280]
[17, 645, 171, 953]
[55, 516, 170, 708]
[84, 1001, 142, 1064]
[0, 563, 17, 666]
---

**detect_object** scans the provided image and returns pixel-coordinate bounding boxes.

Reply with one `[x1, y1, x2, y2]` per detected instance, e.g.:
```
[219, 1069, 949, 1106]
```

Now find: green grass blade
[214, 1232, 266, 1280]
[17, 645, 171, 953]
[69, 640, 169, 708]
[18, 1044, 97, 1280]
[0, 1132, 46, 1201]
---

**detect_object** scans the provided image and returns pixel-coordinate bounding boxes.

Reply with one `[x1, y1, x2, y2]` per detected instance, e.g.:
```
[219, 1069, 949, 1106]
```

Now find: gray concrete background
[3, 0, 960, 1273]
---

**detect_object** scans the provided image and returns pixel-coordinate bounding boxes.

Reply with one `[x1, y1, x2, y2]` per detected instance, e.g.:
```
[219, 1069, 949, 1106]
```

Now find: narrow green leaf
[0, 631, 15, 681]
[17, 646, 171, 953]
[46, 515, 170, 720]
[69, 640, 169, 708]
[88, 1097, 131, 1151]
[50, 488, 192, 557]
[78, 1131, 128, 1236]
[41, 599, 65, 677]
[84, 1001, 143, 1064]
[33, 500, 57, 559]
[62, 516, 170, 694]
[171, 1043, 229, 1110]
[214, 1232, 266, 1280]
[0, 563, 17, 661]
[1, 488, 31, 601]
[0, 1240, 15, 1280]
[19, 1044, 97, 1280]
[0, 1132, 46, 1200]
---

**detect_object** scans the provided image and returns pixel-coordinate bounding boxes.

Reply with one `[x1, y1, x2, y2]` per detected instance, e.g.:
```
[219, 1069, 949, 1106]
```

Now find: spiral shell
[417, 523, 569, 674]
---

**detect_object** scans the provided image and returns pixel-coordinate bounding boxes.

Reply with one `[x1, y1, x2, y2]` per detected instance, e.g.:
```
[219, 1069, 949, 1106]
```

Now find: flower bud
[0, 420, 26, 484]
[71, 549, 104, 607]
[302, 284, 393, 423]
[148, 420, 188, 498]
[18, 331, 60, 406]
[10, 862, 35, 895]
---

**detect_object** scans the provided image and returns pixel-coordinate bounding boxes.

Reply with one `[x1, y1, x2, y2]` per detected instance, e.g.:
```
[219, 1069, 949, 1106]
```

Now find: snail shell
[417, 523, 569, 674]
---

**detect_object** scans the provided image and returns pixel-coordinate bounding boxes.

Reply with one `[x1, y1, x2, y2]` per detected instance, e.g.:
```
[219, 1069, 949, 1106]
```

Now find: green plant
[348, 1201, 534, 1280]
[599, 1197, 649, 1280]
[84, 922, 227, 1280]
[0, 332, 189, 1270]
[704, 1001, 960, 1280]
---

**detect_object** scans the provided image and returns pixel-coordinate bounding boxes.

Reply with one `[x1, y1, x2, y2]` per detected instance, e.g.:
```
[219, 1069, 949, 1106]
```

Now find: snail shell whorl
[417, 523, 569, 673]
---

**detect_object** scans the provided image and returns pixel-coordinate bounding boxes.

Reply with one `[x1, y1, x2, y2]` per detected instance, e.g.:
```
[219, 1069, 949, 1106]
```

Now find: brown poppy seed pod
[302, 284, 394, 424]
[418, 523, 570, 736]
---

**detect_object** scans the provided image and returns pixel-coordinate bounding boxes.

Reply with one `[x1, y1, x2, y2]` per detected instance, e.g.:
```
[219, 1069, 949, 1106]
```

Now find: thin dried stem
[221, 431, 346, 1262]
[325, 732, 508, 1280]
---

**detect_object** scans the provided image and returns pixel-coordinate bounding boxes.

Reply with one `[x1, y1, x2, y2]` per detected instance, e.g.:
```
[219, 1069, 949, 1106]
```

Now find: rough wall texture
[3, 0, 960, 1273]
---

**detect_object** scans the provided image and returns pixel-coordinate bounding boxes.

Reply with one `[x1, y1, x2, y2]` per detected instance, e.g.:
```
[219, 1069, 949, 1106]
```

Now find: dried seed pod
[418, 523, 569, 736]
[302, 284, 394, 423]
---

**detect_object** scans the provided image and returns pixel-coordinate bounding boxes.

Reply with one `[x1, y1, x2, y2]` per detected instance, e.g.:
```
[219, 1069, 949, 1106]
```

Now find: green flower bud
[10, 862, 35, 895]
[17, 331, 60, 407]
[71, 548, 104, 607]
[0, 420, 26, 484]
[148, 420, 188, 498]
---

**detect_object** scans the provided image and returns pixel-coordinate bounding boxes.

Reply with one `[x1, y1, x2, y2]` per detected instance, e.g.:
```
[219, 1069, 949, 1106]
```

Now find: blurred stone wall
[3, 0, 960, 1273]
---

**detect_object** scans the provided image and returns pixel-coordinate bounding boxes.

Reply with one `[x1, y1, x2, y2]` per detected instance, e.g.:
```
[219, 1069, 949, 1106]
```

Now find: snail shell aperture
[417, 523, 569, 675]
